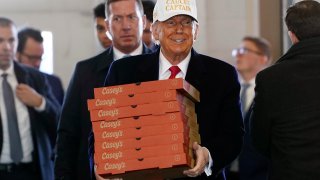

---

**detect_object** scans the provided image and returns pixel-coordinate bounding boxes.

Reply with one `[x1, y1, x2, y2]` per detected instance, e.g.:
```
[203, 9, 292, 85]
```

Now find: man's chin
[120, 43, 139, 51]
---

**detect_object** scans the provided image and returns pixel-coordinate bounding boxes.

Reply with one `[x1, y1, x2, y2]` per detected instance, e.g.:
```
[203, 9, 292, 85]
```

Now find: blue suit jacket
[0, 61, 60, 180]
[44, 73, 64, 105]
[238, 106, 269, 180]
[103, 49, 244, 179]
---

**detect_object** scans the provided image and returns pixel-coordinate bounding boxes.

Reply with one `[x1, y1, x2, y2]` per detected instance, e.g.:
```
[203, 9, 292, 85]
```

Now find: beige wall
[0, 0, 283, 89]
[193, 0, 265, 66]
[260, 0, 282, 63]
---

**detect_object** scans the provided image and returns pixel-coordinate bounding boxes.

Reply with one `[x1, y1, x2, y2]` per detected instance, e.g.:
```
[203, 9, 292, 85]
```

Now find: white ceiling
[0, 0, 94, 13]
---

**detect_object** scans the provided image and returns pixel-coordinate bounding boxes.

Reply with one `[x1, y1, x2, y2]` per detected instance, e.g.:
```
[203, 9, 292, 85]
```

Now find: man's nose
[122, 18, 132, 30]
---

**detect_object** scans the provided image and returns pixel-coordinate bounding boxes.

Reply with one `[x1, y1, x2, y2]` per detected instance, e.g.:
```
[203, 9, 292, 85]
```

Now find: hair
[285, 0, 320, 41]
[17, 27, 43, 53]
[142, 0, 155, 22]
[94, 3, 106, 19]
[243, 36, 272, 61]
[105, 0, 144, 19]
[0, 17, 15, 27]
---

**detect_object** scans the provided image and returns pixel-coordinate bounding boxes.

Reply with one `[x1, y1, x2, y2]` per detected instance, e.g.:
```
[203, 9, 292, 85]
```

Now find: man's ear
[142, 15, 147, 30]
[105, 19, 113, 40]
[260, 55, 269, 66]
[151, 22, 159, 41]
[105, 19, 110, 32]
[193, 23, 199, 41]
[288, 31, 299, 44]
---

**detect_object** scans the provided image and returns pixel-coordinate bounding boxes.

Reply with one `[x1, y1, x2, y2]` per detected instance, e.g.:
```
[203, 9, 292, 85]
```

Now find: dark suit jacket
[55, 46, 152, 180]
[238, 106, 269, 180]
[44, 73, 64, 105]
[0, 61, 60, 180]
[250, 36, 320, 180]
[103, 49, 244, 180]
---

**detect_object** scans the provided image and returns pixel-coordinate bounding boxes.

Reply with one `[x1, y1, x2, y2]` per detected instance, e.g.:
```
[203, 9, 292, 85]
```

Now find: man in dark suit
[228, 36, 271, 180]
[99, 0, 244, 179]
[16, 27, 65, 105]
[93, 3, 112, 49]
[250, 1, 320, 180]
[0, 17, 59, 180]
[54, 0, 152, 179]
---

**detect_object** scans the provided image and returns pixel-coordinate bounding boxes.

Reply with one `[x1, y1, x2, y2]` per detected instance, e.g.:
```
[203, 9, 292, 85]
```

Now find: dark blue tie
[240, 83, 250, 118]
[2, 73, 23, 164]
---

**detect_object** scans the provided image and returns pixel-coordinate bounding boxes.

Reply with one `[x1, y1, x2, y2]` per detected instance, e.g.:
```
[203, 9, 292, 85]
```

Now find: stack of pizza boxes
[88, 78, 201, 179]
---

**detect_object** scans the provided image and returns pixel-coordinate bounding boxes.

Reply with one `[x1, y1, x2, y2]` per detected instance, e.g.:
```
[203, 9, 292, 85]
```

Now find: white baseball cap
[153, 0, 198, 23]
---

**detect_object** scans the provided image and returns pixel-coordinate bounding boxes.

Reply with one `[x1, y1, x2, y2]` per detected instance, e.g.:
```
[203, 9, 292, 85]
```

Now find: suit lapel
[136, 50, 160, 82]
[96, 47, 114, 72]
[185, 49, 206, 91]
[14, 61, 28, 84]
[13, 61, 35, 132]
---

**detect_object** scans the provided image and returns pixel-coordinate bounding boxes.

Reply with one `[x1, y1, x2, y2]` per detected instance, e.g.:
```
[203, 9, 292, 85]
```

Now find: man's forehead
[0, 26, 17, 38]
[109, 0, 140, 13]
[164, 15, 193, 21]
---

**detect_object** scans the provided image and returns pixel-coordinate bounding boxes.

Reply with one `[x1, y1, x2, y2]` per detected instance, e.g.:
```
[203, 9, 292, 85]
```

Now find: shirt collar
[113, 43, 143, 61]
[159, 50, 191, 78]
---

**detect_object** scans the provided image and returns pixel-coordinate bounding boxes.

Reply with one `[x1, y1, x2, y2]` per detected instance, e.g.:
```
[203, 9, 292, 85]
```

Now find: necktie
[240, 83, 250, 117]
[2, 73, 23, 164]
[168, 66, 181, 79]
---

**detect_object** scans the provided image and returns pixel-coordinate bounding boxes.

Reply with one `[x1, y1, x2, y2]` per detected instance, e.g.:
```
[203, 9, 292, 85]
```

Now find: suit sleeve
[250, 73, 271, 157]
[54, 64, 82, 179]
[209, 67, 244, 175]
[32, 72, 60, 147]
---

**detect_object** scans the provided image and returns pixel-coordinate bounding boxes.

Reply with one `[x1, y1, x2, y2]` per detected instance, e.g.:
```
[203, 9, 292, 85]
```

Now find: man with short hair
[94, 3, 112, 49]
[228, 36, 271, 180]
[54, 0, 152, 179]
[250, 1, 320, 180]
[16, 27, 65, 105]
[0, 17, 59, 180]
[99, 0, 244, 179]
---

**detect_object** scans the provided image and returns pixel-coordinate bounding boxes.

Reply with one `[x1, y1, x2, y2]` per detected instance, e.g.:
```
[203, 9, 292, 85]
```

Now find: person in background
[142, 0, 158, 51]
[100, 0, 244, 179]
[16, 27, 65, 105]
[94, 3, 112, 49]
[54, 0, 152, 179]
[250, 1, 320, 180]
[0, 17, 59, 180]
[228, 36, 271, 180]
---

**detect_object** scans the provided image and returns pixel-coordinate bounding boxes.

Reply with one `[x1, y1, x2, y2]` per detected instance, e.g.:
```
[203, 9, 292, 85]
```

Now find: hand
[183, 142, 209, 177]
[94, 164, 123, 180]
[15, 84, 43, 108]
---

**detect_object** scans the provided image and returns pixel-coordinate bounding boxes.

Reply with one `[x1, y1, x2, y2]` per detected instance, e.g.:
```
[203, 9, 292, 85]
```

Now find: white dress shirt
[158, 50, 213, 176]
[0, 62, 45, 163]
[113, 43, 143, 61]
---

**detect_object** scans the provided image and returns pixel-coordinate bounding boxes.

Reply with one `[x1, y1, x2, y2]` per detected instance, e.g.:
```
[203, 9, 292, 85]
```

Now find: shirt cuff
[34, 96, 46, 112]
[203, 147, 213, 176]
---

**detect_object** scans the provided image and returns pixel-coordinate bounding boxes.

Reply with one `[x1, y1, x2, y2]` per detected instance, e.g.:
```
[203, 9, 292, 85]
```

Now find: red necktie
[169, 66, 181, 79]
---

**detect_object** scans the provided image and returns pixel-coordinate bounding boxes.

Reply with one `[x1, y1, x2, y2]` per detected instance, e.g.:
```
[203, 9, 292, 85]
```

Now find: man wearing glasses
[16, 28, 64, 105]
[228, 36, 271, 180]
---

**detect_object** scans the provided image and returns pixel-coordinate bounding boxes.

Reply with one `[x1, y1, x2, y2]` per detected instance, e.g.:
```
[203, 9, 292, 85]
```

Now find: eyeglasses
[20, 52, 42, 62]
[232, 47, 263, 57]
[164, 18, 195, 28]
